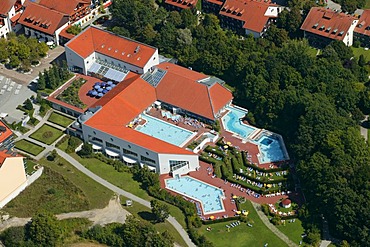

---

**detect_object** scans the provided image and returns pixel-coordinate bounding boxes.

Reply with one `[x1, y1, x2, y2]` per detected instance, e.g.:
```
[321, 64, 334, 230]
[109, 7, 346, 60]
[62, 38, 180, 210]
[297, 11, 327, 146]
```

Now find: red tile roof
[301, 7, 358, 41]
[18, 3, 69, 35]
[354, 9, 370, 36]
[219, 0, 278, 33]
[0, 0, 17, 16]
[0, 120, 13, 145]
[165, 0, 198, 9]
[59, 25, 76, 40]
[38, 0, 90, 15]
[155, 63, 233, 120]
[10, 11, 22, 22]
[204, 0, 225, 6]
[66, 26, 157, 69]
[85, 76, 193, 155]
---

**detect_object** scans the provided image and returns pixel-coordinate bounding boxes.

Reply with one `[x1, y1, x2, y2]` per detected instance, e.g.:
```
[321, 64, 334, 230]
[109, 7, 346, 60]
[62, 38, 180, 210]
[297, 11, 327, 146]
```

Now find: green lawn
[57, 136, 69, 152]
[15, 139, 45, 156]
[48, 112, 74, 127]
[3, 167, 90, 217]
[30, 124, 64, 145]
[276, 218, 305, 245]
[24, 159, 38, 175]
[352, 46, 370, 61]
[198, 200, 288, 247]
[120, 195, 187, 247]
[72, 154, 187, 229]
[40, 155, 112, 210]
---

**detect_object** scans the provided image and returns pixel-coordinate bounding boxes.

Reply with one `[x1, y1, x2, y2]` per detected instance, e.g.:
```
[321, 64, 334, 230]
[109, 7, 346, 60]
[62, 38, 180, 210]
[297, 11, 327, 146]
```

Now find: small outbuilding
[281, 199, 291, 209]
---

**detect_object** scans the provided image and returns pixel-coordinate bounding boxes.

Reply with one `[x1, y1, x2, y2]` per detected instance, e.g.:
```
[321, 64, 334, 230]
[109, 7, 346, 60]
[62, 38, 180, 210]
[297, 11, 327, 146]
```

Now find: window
[141, 155, 156, 164]
[169, 160, 189, 172]
[123, 148, 138, 157]
[146, 152, 149, 155]
[106, 142, 120, 150]
[91, 137, 102, 143]
[110, 138, 114, 142]
[93, 131, 96, 135]
[128, 145, 131, 148]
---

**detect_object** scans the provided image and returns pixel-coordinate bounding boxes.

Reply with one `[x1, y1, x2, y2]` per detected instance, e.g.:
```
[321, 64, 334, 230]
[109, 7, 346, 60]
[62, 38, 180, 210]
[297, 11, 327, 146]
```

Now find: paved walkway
[251, 201, 297, 247]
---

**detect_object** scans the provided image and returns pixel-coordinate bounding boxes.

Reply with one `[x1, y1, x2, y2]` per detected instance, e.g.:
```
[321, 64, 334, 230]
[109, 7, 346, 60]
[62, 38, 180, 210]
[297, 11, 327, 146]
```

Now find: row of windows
[141, 155, 156, 164]
[169, 160, 189, 172]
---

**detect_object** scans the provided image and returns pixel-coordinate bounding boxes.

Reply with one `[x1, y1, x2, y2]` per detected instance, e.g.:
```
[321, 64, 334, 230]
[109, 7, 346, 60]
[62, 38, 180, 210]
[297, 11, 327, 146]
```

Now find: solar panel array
[141, 68, 167, 87]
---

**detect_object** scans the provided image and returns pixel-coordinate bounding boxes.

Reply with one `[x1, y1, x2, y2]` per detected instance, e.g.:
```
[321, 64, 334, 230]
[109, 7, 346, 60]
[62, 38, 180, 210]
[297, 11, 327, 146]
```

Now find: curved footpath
[251, 201, 297, 247]
[56, 149, 196, 247]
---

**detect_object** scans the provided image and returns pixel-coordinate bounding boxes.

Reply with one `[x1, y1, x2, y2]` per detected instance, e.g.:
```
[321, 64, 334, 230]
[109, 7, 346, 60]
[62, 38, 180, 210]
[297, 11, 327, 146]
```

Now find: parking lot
[0, 75, 36, 124]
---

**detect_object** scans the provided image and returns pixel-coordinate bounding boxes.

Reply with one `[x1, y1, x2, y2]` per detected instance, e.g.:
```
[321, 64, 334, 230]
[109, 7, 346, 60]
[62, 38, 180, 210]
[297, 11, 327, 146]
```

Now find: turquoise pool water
[255, 135, 286, 163]
[165, 176, 225, 214]
[222, 106, 256, 138]
[135, 114, 193, 146]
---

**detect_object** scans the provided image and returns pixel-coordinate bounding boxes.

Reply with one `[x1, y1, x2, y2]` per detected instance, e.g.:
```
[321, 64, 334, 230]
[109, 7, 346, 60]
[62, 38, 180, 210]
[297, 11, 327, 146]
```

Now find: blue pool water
[165, 176, 225, 214]
[135, 114, 193, 146]
[222, 106, 256, 138]
[255, 135, 286, 163]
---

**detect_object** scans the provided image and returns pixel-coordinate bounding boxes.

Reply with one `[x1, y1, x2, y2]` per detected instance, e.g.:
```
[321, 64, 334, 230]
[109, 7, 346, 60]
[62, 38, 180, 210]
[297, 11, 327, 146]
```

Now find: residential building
[354, 9, 370, 47]
[218, 0, 280, 37]
[300, 7, 358, 47]
[0, 120, 14, 151]
[65, 26, 159, 78]
[164, 0, 198, 11]
[0, 0, 25, 38]
[202, 0, 225, 15]
[0, 151, 27, 208]
[18, 2, 69, 45]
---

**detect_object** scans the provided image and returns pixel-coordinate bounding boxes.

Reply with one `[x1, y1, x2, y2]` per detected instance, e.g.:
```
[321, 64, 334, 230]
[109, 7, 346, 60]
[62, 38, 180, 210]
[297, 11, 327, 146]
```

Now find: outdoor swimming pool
[165, 176, 225, 215]
[255, 134, 287, 163]
[222, 106, 257, 138]
[135, 114, 194, 147]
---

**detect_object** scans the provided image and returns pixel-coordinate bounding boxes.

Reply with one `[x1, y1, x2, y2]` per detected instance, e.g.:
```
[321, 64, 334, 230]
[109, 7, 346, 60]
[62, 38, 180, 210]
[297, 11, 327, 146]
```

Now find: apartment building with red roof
[0, 0, 25, 38]
[202, 0, 225, 14]
[218, 0, 280, 38]
[0, 150, 28, 208]
[18, 2, 69, 45]
[0, 120, 14, 151]
[164, 0, 198, 11]
[65, 26, 159, 78]
[354, 9, 370, 46]
[300, 7, 358, 47]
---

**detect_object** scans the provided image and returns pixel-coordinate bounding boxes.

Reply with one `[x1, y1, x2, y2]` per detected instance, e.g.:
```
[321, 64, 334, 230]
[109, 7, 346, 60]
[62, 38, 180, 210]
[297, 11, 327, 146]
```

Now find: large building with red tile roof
[0, 120, 14, 151]
[0, 150, 28, 208]
[18, 2, 69, 45]
[301, 7, 359, 47]
[65, 26, 159, 78]
[354, 9, 370, 46]
[164, 0, 198, 11]
[0, 0, 25, 38]
[218, 0, 280, 37]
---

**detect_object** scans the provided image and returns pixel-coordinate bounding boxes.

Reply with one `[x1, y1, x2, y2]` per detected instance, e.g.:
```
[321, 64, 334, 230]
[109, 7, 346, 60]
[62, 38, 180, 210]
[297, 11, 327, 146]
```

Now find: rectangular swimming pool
[221, 106, 257, 138]
[165, 176, 225, 215]
[255, 134, 287, 163]
[135, 114, 194, 147]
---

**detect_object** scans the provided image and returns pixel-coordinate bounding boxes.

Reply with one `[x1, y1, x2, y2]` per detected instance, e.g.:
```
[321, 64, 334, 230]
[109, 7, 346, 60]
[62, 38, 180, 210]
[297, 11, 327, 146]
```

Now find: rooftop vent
[134, 45, 140, 54]
[332, 28, 338, 34]
[0, 126, 6, 132]
[313, 23, 319, 28]
[338, 31, 344, 36]
[326, 27, 331, 32]
[319, 25, 325, 30]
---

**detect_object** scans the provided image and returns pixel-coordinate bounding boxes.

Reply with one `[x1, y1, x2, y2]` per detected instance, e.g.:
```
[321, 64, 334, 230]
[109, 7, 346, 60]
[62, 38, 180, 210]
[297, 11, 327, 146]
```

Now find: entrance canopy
[105, 148, 119, 157]
[122, 155, 136, 164]
[92, 143, 102, 150]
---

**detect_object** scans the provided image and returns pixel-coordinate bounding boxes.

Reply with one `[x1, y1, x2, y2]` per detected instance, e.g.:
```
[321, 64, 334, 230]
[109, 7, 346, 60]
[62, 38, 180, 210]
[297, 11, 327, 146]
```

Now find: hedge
[202, 216, 240, 225]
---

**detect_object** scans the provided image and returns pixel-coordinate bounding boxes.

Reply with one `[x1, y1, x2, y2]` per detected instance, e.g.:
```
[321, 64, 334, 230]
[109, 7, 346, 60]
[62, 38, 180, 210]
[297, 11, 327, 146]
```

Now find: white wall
[55, 21, 70, 45]
[158, 153, 199, 175]
[345, 19, 359, 46]
[143, 49, 159, 73]
[65, 45, 87, 73]
[84, 52, 96, 74]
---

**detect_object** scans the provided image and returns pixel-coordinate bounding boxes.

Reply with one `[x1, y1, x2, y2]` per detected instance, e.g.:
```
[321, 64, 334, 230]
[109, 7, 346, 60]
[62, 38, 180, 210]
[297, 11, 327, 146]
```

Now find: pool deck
[160, 162, 301, 220]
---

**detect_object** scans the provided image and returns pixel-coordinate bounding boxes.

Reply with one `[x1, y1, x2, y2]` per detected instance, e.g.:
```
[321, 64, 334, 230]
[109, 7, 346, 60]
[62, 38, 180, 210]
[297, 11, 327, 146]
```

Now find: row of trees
[0, 34, 48, 71]
[109, 1, 369, 246]
[37, 61, 72, 91]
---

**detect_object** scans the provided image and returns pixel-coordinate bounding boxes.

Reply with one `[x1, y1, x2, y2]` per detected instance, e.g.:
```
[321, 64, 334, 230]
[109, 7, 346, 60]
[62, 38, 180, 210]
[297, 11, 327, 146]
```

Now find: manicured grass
[3, 167, 90, 217]
[48, 112, 74, 127]
[57, 136, 69, 152]
[72, 154, 187, 229]
[276, 218, 305, 245]
[120, 195, 187, 247]
[198, 200, 288, 247]
[30, 124, 64, 145]
[24, 159, 38, 175]
[352, 46, 370, 61]
[15, 139, 45, 156]
[40, 155, 112, 210]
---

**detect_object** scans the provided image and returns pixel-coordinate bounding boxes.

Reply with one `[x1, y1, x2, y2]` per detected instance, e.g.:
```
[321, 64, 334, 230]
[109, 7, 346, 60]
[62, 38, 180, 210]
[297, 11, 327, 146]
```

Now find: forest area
[108, 0, 370, 246]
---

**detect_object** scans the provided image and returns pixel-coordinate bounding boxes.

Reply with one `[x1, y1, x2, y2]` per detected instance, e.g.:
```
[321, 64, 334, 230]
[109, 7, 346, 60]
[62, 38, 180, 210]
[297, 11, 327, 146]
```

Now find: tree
[78, 143, 93, 157]
[26, 211, 62, 247]
[150, 199, 169, 222]
[0, 226, 27, 247]
[24, 98, 33, 111]
[8, 55, 20, 68]
[66, 25, 82, 35]
[358, 54, 366, 67]
[37, 72, 46, 90]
